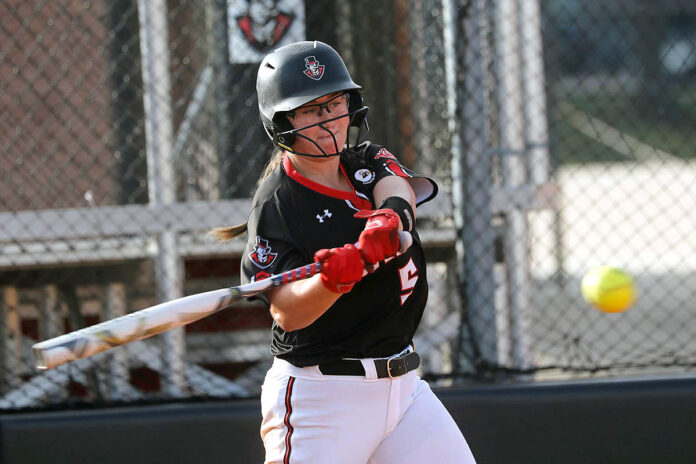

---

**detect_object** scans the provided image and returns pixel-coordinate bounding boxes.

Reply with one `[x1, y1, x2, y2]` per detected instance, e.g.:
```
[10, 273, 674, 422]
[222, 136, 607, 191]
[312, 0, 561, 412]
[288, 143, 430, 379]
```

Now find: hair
[209, 149, 284, 242]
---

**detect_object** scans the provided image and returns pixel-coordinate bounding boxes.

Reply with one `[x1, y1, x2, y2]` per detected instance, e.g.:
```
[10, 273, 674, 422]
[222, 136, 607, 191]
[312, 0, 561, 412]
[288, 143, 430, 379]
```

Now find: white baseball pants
[260, 355, 476, 464]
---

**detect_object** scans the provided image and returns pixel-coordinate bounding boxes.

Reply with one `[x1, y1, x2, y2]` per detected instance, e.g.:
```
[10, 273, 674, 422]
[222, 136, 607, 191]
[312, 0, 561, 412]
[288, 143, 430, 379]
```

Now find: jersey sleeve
[240, 200, 307, 305]
[363, 143, 438, 206]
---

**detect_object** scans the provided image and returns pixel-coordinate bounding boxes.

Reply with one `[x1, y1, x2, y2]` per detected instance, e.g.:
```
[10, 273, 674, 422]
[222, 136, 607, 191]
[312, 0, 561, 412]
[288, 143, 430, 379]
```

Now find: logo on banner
[228, 0, 305, 63]
[249, 236, 278, 269]
[236, 1, 294, 52]
[303, 56, 325, 80]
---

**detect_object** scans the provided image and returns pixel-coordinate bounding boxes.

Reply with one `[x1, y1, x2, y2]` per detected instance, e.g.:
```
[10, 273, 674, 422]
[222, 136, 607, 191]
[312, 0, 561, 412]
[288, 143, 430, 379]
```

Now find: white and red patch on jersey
[384, 159, 412, 178]
[374, 148, 412, 178]
[249, 236, 278, 269]
[374, 147, 397, 160]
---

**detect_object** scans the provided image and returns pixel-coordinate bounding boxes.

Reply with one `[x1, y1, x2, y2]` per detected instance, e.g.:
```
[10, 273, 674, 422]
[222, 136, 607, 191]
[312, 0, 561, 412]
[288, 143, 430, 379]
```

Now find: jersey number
[398, 258, 418, 305]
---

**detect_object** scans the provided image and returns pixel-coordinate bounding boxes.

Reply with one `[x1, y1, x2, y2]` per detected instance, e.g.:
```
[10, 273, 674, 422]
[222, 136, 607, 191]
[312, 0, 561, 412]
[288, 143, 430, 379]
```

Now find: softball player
[220, 41, 476, 464]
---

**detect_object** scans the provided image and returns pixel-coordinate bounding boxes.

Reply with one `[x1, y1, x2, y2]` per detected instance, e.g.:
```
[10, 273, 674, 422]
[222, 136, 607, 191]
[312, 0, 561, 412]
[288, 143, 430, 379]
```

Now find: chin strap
[275, 126, 342, 157]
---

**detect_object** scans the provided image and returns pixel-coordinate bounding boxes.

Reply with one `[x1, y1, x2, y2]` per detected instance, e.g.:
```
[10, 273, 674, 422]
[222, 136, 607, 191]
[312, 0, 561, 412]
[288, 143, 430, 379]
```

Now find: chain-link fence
[1, 0, 695, 410]
[455, 0, 696, 381]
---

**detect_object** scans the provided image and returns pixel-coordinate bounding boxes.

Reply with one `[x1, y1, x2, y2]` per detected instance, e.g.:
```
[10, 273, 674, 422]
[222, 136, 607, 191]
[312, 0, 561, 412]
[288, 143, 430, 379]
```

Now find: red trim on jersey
[283, 154, 372, 210]
[283, 376, 296, 464]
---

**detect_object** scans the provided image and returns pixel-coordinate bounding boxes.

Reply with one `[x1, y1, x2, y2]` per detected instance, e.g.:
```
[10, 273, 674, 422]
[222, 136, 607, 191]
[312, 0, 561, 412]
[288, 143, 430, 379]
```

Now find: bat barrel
[32, 287, 242, 370]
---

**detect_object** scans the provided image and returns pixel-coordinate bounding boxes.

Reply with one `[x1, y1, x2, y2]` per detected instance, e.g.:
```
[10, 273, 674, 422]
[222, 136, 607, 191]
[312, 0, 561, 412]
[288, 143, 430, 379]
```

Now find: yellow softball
[581, 266, 636, 313]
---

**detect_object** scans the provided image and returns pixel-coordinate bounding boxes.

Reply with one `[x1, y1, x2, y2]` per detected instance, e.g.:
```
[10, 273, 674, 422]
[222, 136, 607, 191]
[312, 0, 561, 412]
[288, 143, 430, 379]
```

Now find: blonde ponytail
[209, 149, 284, 241]
[258, 148, 284, 186]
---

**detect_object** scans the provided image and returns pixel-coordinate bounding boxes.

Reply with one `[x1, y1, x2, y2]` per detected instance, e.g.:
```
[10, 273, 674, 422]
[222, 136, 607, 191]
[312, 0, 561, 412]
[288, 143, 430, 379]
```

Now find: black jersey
[240, 142, 438, 367]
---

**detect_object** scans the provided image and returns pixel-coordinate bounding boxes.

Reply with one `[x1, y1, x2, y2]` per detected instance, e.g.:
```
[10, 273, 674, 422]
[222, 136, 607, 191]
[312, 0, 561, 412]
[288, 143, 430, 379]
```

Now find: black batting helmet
[256, 40, 369, 156]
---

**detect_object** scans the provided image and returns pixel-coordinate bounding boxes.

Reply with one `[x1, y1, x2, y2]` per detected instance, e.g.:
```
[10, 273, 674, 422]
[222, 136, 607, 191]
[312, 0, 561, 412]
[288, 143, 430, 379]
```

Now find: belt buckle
[386, 354, 407, 379]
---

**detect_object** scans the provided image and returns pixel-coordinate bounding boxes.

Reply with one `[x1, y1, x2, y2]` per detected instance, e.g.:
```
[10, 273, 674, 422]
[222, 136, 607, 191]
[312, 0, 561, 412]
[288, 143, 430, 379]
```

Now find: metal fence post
[137, 0, 186, 396]
[105, 283, 130, 399]
[0, 287, 21, 393]
[494, 0, 534, 370]
[458, 0, 499, 368]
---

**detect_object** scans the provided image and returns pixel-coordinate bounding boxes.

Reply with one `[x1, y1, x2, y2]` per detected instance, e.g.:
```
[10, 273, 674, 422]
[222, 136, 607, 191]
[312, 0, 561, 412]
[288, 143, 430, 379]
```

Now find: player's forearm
[372, 176, 417, 229]
[268, 274, 341, 332]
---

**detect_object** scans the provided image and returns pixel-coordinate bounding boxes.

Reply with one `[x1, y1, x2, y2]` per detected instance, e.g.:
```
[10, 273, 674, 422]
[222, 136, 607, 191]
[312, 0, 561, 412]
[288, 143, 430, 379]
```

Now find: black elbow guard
[378, 196, 415, 232]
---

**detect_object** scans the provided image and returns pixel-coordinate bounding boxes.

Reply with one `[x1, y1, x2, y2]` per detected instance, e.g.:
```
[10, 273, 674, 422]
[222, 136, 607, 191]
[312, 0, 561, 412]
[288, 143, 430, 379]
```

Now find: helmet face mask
[273, 94, 369, 157]
[257, 41, 369, 157]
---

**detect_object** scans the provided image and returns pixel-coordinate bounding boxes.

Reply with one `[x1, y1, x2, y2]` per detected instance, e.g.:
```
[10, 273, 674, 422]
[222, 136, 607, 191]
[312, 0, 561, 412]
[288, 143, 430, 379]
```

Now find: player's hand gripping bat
[32, 231, 413, 370]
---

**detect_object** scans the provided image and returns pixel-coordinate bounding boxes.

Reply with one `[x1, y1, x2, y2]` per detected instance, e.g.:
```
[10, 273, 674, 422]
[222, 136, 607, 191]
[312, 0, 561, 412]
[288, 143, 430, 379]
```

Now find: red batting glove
[314, 244, 365, 294]
[354, 209, 400, 264]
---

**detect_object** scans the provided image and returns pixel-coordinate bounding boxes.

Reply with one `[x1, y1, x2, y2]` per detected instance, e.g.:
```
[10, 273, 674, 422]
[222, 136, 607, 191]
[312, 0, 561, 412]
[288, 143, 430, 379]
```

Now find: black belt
[318, 351, 420, 379]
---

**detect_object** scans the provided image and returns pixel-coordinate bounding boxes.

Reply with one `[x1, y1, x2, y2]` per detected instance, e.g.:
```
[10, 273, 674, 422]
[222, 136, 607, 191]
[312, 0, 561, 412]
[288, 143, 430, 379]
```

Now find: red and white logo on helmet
[249, 236, 278, 269]
[303, 56, 325, 80]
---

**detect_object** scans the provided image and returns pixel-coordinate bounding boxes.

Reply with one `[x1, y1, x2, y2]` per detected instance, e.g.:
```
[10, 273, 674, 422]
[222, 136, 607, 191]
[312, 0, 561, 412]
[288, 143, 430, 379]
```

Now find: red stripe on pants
[283, 376, 296, 464]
